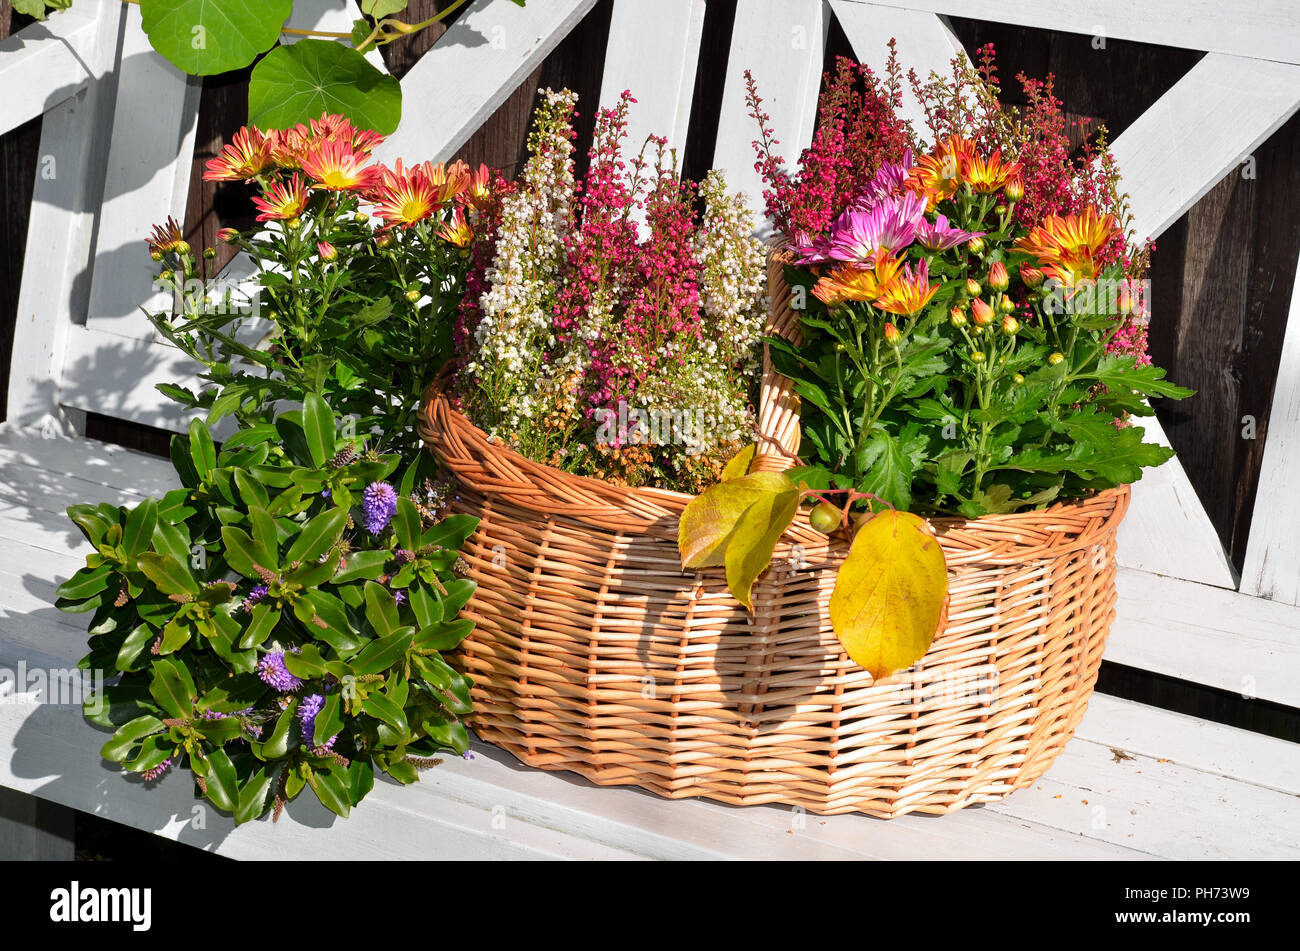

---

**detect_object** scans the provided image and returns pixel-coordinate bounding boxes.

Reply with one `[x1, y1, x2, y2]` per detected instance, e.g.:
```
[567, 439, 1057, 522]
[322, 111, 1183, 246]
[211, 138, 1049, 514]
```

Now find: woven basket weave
[417, 250, 1130, 818]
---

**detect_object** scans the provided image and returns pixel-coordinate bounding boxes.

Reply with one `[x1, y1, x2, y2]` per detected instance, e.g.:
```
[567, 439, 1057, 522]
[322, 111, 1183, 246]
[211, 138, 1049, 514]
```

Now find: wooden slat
[372, 0, 599, 166]
[1240, 251, 1300, 604]
[1116, 416, 1238, 589]
[598, 0, 706, 158]
[1108, 568, 1300, 707]
[1110, 53, 1300, 244]
[84, 4, 201, 336]
[712, 0, 827, 234]
[0, 7, 109, 137]
[828, 0, 958, 137]
[4, 2, 121, 431]
[832, 0, 1300, 67]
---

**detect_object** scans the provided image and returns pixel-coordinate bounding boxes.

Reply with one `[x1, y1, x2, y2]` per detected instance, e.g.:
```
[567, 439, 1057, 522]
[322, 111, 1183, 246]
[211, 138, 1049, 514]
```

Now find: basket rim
[419, 379, 1131, 543]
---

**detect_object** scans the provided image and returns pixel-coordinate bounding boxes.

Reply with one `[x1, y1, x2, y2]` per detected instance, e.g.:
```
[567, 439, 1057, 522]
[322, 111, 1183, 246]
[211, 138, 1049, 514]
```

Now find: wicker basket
[417, 250, 1130, 819]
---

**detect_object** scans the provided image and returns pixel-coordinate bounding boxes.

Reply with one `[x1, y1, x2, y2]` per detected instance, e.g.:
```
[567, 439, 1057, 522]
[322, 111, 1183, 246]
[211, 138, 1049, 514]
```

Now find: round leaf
[248, 40, 402, 134]
[140, 0, 291, 76]
[828, 510, 949, 679]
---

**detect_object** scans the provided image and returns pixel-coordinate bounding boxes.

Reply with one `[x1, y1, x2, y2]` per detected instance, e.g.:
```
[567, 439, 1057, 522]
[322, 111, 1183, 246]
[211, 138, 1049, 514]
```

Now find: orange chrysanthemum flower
[204, 127, 272, 182]
[309, 113, 385, 155]
[419, 160, 471, 204]
[370, 161, 439, 228]
[268, 125, 312, 170]
[462, 163, 494, 208]
[300, 138, 383, 192]
[874, 259, 939, 316]
[435, 208, 474, 247]
[146, 216, 189, 256]
[906, 135, 975, 210]
[963, 150, 1021, 193]
[252, 173, 310, 222]
[811, 254, 903, 306]
[1014, 206, 1121, 285]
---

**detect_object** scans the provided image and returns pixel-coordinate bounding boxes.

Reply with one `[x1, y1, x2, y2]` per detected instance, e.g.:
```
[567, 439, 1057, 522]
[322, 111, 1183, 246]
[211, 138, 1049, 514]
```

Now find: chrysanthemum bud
[203, 247, 216, 260]
[966, 278, 982, 297]
[1005, 177, 1024, 202]
[317, 241, 337, 262]
[968, 236, 985, 254]
[1002, 315, 1019, 335]
[949, 306, 967, 328]
[405, 288, 421, 303]
[988, 261, 1009, 291]
[175, 240, 191, 256]
[216, 227, 239, 245]
[150, 250, 164, 262]
[1012, 373, 1025, 385]
[158, 269, 173, 282]
[1048, 352, 1065, 366]
[1118, 283, 1135, 314]
[1020, 265, 1044, 289]
[971, 350, 987, 364]
[354, 212, 368, 224]
[884, 322, 901, 346]
[286, 217, 301, 231]
[999, 293, 1015, 313]
[376, 232, 393, 249]
[971, 298, 995, 327]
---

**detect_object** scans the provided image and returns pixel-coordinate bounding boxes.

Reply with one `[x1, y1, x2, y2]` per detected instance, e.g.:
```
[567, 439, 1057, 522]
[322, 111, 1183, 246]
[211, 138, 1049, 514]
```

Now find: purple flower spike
[243, 584, 269, 613]
[363, 482, 398, 534]
[298, 692, 337, 751]
[393, 589, 407, 607]
[257, 651, 303, 692]
[140, 758, 172, 782]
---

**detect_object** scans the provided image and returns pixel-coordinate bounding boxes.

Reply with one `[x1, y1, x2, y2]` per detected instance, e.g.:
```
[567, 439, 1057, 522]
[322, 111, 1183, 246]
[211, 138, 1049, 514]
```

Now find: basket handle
[754, 241, 804, 473]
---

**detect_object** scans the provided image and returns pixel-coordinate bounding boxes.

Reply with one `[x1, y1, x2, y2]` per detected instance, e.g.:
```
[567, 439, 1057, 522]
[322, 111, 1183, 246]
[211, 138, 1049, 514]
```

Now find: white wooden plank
[1116, 416, 1238, 589]
[1240, 252, 1300, 604]
[0, 7, 108, 136]
[598, 0, 706, 159]
[833, 0, 1300, 66]
[0, 423, 178, 498]
[4, 3, 121, 432]
[829, 0, 959, 138]
[712, 0, 827, 235]
[85, 4, 201, 335]
[372, 0, 599, 167]
[1109, 568, 1300, 708]
[1077, 694, 1300, 796]
[1110, 53, 1300, 244]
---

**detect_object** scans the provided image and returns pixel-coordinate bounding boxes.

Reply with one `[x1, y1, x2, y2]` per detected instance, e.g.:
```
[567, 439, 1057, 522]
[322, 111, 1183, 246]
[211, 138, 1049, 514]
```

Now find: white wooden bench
[2, 0, 1299, 860]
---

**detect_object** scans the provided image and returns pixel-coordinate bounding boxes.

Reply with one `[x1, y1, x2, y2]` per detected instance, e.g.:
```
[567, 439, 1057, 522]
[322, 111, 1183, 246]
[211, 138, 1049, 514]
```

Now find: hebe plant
[58, 395, 478, 823]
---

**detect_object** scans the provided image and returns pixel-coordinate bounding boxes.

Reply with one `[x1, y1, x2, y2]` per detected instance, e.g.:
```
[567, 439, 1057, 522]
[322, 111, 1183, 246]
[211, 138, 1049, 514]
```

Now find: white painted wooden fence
[2, 0, 1299, 859]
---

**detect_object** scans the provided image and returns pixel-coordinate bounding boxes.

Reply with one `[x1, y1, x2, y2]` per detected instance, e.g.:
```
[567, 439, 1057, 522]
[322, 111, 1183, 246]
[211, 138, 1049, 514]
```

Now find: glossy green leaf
[249, 40, 402, 134]
[137, 552, 200, 596]
[140, 0, 291, 75]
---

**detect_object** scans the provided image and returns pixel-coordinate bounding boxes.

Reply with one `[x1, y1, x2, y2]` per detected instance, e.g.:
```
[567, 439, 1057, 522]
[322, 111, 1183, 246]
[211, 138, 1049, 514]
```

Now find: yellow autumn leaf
[828, 509, 949, 679]
[678, 471, 798, 573]
[723, 478, 800, 610]
[720, 444, 757, 481]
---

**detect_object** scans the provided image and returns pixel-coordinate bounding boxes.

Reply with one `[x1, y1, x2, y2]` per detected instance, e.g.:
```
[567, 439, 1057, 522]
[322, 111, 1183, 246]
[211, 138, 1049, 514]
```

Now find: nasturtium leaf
[723, 479, 800, 610]
[720, 444, 757, 481]
[828, 510, 949, 680]
[249, 40, 402, 134]
[140, 0, 291, 75]
[360, 0, 408, 17]
[678, 471, 797, 570]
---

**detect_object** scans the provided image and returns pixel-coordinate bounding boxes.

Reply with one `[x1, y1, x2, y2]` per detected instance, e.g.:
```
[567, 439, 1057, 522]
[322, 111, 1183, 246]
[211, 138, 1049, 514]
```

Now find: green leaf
[204, 748, 239, 812]
[720, 445, 757, 481]
[221, 526, 263, 578]
[302, 392, 334, 469]
[126, 737, 172, 774]
[136, 553, 200, 596]
[362, 692, 408, 737]
[284, 643, 329, 679]
[285, 507, 347, 566]
[249, 40, 402, 134]
[232, 469, 270, 510]
[678, 471, 798, 570]
[307, 767, 351, 818]
[188, 417, 217, 479]
[149, 658, 196, 719]
[420, 514, 479, 550]
[235, 768, 275, 825]
[258, 702, 299, 759]
[364, 582, 400, 637]
[67, 504, 113, 546]
[313, 693, 343, 748]
[351, 628, 414, 675]
[302, 590, 368, 655]
[392, 498, 421, 551]
[1094, 355, 1195, 401]
[56, 564, 114, 602]
[333, 550, 389, 584]
[140, 0, 291, 75]
[123, 499, 159, 559]
[347, 759, 375, 806]
[361, 0, 407, 17]
[414, 618, 473, 653]
[100, 715, 164, 763]
[238, 603, 280, 650]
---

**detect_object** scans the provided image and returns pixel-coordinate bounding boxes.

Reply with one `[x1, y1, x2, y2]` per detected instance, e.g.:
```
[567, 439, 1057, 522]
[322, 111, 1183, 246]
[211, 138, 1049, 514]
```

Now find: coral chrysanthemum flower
[435, 207, 473, 247]
[308, 113, 385, 154]
[462, 162, 494, 208]
[420, 160, 471, 204]
[252, 173, 310, 222]
[267, 125, 312, 169]
[963, 150, 1022, 193]
[874, 259, 940, 316]
[146, 216, 189, 256]
[1015, 206, 1121, 285]
[204, 127, 272, 182]
[907, 135, 975, 210]
[300, 138, 382, 192]
[370, 161, 439, 228]
[811, 254, 903, 306]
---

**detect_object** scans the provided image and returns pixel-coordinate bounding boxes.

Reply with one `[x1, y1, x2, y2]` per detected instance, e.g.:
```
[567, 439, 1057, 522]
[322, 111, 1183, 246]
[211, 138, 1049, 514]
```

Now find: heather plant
[58, 397, 478, 823]
[459, 89, 766, 492]
[681, 46, 1191, 682]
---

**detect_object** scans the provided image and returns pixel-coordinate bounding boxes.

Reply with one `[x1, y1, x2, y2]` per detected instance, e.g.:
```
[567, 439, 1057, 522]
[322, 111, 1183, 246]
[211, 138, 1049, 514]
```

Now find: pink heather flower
[914, 214, 986, 251]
